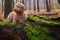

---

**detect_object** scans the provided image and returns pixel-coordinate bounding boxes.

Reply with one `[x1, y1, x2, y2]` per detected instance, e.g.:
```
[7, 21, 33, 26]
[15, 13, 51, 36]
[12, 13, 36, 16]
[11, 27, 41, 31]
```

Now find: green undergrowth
[0, 18, 21, 29]
[0, 15, 60, 40]
[24, 21, 56, 40]
[28, 15, 60, 27]
[23, 15, 59, 40]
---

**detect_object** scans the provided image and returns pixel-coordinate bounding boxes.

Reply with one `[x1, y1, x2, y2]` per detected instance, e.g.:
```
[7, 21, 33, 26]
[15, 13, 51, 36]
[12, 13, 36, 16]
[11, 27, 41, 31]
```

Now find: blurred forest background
[0, 0, 60, 11]
[0, 0, 60, 18]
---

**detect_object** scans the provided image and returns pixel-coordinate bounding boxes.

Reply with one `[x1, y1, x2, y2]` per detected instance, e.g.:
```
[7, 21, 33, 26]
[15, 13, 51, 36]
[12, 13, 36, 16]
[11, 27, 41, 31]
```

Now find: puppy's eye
[17, 6, 20, 8]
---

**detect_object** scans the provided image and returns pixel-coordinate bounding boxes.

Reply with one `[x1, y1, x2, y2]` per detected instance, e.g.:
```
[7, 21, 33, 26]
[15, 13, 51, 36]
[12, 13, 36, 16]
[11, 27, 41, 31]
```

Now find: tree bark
[37, 0, 39, 11]
[46, 0, 51, 12]
[4, 0, 13, 18]
[58, 0, 60, 4]
[29, 0, 31, 10]
[33, 0, 36, 11]
[2, 0, 3, 11]
[22, 0, 24, 4]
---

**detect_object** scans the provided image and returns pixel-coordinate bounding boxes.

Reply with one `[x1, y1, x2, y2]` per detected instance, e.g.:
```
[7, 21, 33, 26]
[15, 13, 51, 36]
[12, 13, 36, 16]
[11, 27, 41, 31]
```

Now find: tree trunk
[22, 0, 24, 4]
[58, 0, 60, 4]
[46, 0, 51, 12]
[12, 0, 14, 9]
[29, 0, 31, 10]
[2, 0, 3, 11]
[37, 0, 39, 11]
[34, 0, 36, 11]
[49, 0, 51, 11]
[4, 0, 13, 18]
[16, 0, 17, 3]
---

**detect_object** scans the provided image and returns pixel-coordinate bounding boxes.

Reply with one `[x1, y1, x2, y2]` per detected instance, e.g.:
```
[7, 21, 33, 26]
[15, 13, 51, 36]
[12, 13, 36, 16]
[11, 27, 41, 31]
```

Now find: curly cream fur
[7, 2, 27, 25]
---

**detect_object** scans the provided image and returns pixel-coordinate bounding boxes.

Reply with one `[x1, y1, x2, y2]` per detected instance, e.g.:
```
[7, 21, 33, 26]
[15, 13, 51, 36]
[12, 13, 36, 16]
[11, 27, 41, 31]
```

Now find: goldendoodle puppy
[7, 2, 27, 25]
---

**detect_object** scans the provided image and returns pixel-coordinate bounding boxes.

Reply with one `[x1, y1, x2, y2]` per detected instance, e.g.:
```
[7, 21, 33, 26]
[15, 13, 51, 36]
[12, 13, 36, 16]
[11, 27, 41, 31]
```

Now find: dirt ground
[0, 10, 60, 18]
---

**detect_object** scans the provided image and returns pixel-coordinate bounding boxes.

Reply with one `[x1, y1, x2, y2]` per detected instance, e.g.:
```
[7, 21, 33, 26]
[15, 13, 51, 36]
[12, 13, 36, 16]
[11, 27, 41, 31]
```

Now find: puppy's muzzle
[14, 7, 20, 11]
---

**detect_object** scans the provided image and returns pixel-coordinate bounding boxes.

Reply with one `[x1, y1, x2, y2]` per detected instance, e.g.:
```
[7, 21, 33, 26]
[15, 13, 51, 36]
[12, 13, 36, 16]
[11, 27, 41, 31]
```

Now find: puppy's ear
[22, 6, 25, 10]
[23, 6, 25, 11]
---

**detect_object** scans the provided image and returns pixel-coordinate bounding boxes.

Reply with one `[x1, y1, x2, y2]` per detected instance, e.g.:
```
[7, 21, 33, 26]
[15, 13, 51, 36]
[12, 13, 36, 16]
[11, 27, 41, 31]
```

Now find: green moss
[31, 36, 39, 40]
[0, 18, 22, 28]
[0, 15, 59, 40]
[24, 21, 55, 40]
[28, 15, 60, 27]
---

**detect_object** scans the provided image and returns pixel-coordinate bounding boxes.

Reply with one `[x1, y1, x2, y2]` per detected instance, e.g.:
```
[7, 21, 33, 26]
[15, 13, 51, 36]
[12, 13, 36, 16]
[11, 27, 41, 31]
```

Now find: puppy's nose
[14, 7, 18, 11]
[14, 7, 17, 10]
[13, 8, 16, 11]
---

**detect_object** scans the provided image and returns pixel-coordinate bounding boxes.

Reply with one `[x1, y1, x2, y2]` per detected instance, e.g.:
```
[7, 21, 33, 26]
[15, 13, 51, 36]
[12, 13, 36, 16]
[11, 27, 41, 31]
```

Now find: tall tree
[33, 0, 36, 11]
[49, 0, 51, 11]
[29, 0, 31, 10]
[37, 0, 39, 11]
[46, 0, 51, 12]
[16, 0, 17, 3]
[20, 0, 22, 3]
[21, 0, 24, 4]
[2, 0, 3, 11]
[57, 0, 60, 4]
[12, 0, 14, 9]
[4, 0, 13, 18]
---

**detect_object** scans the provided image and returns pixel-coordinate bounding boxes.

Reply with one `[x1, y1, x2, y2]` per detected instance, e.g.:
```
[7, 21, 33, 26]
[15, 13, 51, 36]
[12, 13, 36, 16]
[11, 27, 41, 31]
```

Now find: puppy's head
[13, 2, 25, 13]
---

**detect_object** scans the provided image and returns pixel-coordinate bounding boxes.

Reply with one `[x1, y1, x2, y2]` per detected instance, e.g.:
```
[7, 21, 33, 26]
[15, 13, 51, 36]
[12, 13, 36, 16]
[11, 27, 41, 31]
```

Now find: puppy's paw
[12, 23, 16, 26]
